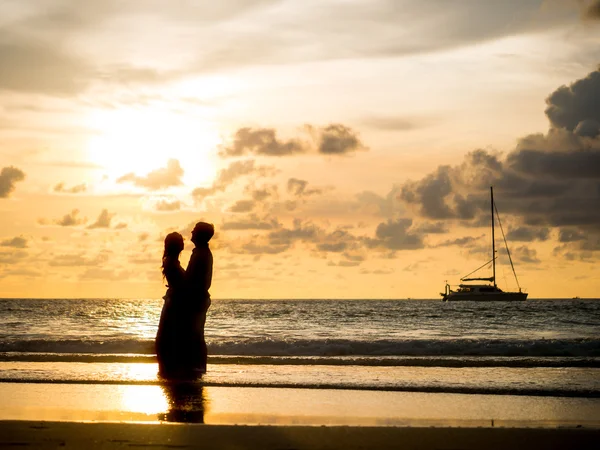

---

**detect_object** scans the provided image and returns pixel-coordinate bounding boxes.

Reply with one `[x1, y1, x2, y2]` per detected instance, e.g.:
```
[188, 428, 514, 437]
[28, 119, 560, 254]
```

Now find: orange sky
[1, 0, 599, 299]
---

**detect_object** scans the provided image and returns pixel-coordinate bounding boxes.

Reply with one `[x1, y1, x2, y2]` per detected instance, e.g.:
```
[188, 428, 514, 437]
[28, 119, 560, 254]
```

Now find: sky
[1, 0, 599, 299]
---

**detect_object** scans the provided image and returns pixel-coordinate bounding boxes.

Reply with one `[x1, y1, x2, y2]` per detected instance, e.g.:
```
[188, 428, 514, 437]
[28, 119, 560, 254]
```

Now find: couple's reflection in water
[158, 381, 206, 423]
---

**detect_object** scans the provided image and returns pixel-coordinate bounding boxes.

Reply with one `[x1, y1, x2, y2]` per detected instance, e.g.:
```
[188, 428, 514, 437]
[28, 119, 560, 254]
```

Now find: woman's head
[163, 232, 184, 259]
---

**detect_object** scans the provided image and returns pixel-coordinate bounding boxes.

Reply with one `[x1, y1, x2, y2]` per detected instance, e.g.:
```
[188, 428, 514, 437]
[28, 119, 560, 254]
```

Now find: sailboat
[441, 186, 528, 302]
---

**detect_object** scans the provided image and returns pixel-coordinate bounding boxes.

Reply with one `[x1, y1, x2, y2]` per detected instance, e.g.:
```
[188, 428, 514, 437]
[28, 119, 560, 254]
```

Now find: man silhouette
[186, 221, 214, 373]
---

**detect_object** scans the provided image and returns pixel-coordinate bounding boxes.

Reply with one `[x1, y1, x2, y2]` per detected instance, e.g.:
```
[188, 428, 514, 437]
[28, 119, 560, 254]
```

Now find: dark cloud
[317, 124, 365, 155]
[582, 0, 600, 20]
[43, 209, 86, 227]
[545, 69, 600, 135]
[512, 246, 541, 264]
[287, 178, 322, 197]
[559, 228, 587, 242]
[506, 227, 550, 242]
[435, 235, 483, 248]
[87, 209, 115, 229]
[365, 218, 425, 250]
[0, 166, 25, 198]
[267, 219, 319, 246]
[398, 69, 600, 259]
[318, 242, 348, 252]
[229, 199, 255, 213]
[218, 128, 306, 157]
[315, 229, 358, 254]
[0, 236, 28, 248]
[219, 124, 365, 158]
[53, 182, 87, 194]
[247, 184, 278, 202]
[118, 159, 184, 190]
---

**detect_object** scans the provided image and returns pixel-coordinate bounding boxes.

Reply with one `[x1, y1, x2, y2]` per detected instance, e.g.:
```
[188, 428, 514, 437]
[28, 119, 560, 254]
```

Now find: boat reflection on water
[158, 382, 206, 423]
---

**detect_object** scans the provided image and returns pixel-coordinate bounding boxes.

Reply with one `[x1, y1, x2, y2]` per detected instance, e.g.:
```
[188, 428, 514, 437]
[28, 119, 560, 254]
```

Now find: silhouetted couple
[155, 221, 214, 379]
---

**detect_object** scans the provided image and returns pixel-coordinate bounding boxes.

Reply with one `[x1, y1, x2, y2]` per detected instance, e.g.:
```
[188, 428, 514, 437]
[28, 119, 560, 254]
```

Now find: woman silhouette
[155, 232, 186, 377]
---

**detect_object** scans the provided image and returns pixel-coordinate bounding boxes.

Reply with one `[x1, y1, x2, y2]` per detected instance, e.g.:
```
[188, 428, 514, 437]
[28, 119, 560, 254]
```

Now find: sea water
[1, 298, 599, 397]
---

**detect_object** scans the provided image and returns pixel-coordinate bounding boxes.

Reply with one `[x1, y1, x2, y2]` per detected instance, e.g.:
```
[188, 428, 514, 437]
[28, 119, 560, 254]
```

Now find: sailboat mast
[491, 186, 496, 287]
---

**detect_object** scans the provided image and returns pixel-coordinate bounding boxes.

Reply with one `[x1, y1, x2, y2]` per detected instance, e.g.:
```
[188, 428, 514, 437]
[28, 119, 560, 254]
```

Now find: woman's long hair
[162, 232, 184, 278]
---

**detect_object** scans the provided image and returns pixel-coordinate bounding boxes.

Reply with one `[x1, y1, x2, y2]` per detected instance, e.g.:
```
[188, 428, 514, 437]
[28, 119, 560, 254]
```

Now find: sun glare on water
[86, 108, 221, 187]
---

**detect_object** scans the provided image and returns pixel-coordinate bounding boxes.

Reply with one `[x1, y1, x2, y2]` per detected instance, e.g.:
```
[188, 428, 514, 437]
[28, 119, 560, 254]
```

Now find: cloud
[512, 246, 541, 264]
[267, 219, 319, 246]
[581, 0, 600, 20]
[434, 235, 484, 248]
[221, 214, 280, 231]
[0, 236, 28, 248]
[53, 182, 87, 194]
[558, 228, 586, 242]
[155, 199, 182, 212]
[44, 209, 86, 227]
[118, 159, 184, 190]
[0, 37, 91, 95]
[365, 218, 425, 251]
[360, 116, 421, 131]
[219, 124, 365, 158]
[0, 166, 25, 198]
[189, 1, 572, 74]
[87, 209, 115, 229]
[506, 227, 550, 242]
[246, 184, 278, 202]
[287, 178, 322, 197]
[397, 69, 600, 258]
[0, 249, 28, 264]
[316, 124, 366, 155]
[354, 188, 405, 218]
[545, 70, 600, 135]
[229, 199, 255, 213]
[218, 128, 306, 157]
[192, 160, 276, 200]
[240, 241, 290, 255]
[315, 229, 359, 254]
[49, 251, 111, 267]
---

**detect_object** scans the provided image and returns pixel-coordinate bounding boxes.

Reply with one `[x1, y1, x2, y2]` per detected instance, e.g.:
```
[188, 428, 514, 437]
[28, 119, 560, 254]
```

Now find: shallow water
[1, 298, 599, 396]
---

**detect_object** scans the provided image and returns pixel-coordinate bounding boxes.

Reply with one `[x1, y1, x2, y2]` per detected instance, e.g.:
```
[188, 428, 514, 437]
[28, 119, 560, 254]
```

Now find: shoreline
[1, 421, 599, 450]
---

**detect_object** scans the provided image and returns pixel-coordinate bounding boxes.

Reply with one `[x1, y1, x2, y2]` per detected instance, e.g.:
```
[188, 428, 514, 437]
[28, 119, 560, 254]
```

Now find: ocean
[1, 298, 599, 397]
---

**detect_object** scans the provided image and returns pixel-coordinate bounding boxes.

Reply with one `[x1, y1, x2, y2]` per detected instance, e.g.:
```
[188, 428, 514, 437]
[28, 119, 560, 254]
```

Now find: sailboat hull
[442, 292, 528, 302]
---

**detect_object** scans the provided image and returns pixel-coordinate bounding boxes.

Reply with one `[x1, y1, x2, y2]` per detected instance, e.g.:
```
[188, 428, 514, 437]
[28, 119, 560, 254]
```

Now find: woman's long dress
[155, 258, 187, 376]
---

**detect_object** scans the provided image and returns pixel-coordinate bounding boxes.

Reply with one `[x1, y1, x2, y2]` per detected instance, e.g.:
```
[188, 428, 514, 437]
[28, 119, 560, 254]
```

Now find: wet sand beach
[1, 382, 599, 449]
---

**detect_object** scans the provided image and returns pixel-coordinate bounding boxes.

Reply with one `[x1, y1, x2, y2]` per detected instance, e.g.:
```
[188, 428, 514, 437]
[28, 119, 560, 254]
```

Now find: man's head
[191, 221, 214, 246]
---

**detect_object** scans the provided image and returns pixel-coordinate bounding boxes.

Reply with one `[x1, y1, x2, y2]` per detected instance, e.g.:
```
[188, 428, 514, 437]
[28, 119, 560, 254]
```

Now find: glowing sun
[86, 108, 220, 188]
